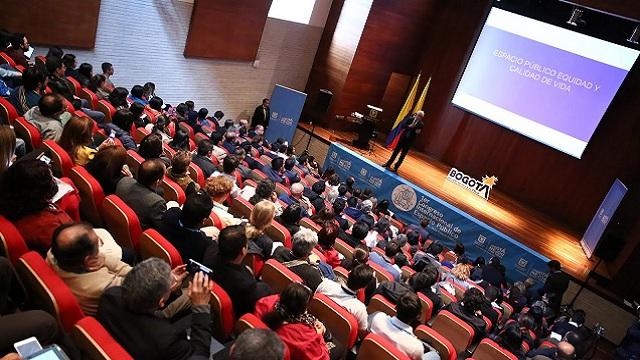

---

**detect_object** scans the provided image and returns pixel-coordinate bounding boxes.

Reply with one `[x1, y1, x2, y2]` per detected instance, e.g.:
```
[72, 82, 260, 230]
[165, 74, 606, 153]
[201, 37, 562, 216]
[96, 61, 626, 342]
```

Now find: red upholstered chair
[335, 238, 354, 262]
[250, 169, 268, 182]
[167, 121, 176, 137]
[431, 310, 475, 354]
[0, 215, 29, 265]
[188, 162, 206, 187]
[125, 149, 145, 178]
[311, 248, 327, 263]
[188, 138, 196, 151]
[414, 325, 457, 360]
[274, 182, 290, 197]
[265, 221, 292, 249]
[178, 122, 195, 140]
[101, 195, 142, 251]
[357, 333, 411, 360]
[368, 260, 395, 283]
[14, 116, 42, 151]
[0, 52, 16, 67]
[401, 266, 415, 281]
[300, 218, 321, 232]
[69, 166, 105, 226]
[0, 96, 18, 124]
[210, 281, 236, 341]
[229, 196, 254, 219]
[194, 132, 208, 145]
[160, 176, 186, 205]
[15, 252, 85, 332]
[162, 143, 176, 160]
[72, 317, 134, 360]
[261, 259, 303, 294]
[450, 280, 468, 301]
[139, 229, 183, 268]
[35, 55, 46, 69]
[143, 109, 157, 124]
[97, 100, 115, 123]
[132, 126, 150, 144]
[389, 217, 405, 232]
[440, 288, 457, 306]
[242, 178, 257, 189]
[500, 302, 514, 322]
[79, 88, 99, 110]
[471, 338, 518, 360]
[308, 293, 359, 348]
[417, 292, 434, 323]
[233, 313, 270, 337]
[43, 140, 73, 178]
[204, 210, 224, 230]
[66, 76, 81, 96]
[342, 214, 357, 227]
[233, 170, 244, 188]
[334, 266, 349, 283]
[367, 294, 397, 316]
[243, 253, 265, 278]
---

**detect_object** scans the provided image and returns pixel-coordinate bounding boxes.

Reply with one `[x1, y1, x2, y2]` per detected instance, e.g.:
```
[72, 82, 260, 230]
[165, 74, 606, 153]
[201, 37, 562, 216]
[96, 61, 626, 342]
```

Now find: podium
[352, 105, 382, 149]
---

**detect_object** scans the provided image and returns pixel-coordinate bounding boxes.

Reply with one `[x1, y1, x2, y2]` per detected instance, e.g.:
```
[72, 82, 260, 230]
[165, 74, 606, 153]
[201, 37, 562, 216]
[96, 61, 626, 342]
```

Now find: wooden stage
[299, 123, 597, 282]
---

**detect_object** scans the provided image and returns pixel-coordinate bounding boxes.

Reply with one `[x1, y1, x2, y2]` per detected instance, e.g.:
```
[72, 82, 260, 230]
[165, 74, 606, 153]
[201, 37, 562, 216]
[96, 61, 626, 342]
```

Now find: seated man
[262, 157, 285, 184]
[5, 33, 29, 68]
[116, 159, 167, 229]
[191, 140, 217, 178]
[211, 155, 241, 197]
[158, 190, 217, 264]
[412, 242, 444, 272]
[282, 158, 301, 184]
[229, 328, 285, 360]
[316, 264, 375, 338]
[222, 131, 238, 154]
[368, 292, 440, 360]
[129, 84, 147, 105]
[303, 180, 326, 213]
[207, 225, 272, 317]
[333, 198, 349, 230]
[412, 265, 442, 315]
[23, 93, 69, 141]
[341, 221, 369, 248]
[444, 288, 487, 341]
[368, 241, 401, 281]
[406, 219, 430, 243]
[343, 196, 363, 220]
[9, 66, 45, 115]
[97, 258, 211, 360]
[205, 175, 242, 228]
[47, 223, 131, 316]
[209, 132, 228, 163]
[272, 227, 324, 291]
[278, 183, 312, 218]
[480, 286, 502, 327]
[550, 309, 587, 338]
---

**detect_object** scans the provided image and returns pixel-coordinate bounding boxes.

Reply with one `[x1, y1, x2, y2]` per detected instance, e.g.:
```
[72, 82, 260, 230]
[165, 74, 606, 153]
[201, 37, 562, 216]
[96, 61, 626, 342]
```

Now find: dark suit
[543, 270, 570, 314]
[251, 104, 270, 128]
[157, 207, 218, 263]
[115, 177, 166, 229]
[445, 302, 486, 342]
[385, 114, 424, 170]
[192, 154, 217, 178]
[97, 287, 211, 360]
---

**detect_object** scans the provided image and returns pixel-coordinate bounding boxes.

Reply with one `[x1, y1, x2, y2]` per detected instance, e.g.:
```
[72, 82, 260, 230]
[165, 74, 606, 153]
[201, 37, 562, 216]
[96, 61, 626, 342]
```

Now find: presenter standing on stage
[382, 110, 424, 172]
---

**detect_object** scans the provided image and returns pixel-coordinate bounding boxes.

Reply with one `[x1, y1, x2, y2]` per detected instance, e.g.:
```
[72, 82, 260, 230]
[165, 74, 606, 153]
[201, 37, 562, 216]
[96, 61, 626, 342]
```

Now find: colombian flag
[386, 75, 431, 149]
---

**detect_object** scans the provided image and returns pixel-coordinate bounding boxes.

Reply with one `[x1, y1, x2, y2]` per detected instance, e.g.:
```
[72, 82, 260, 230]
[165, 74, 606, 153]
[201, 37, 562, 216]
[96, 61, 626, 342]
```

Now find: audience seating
[160, 176, 186, 204]
[261, 259, 303, 294]
[194, 132, 208, 145]
[100, 195, 142, 251]
[430, 310, 475, 354]
[470, 338, 518, 360]
[357, 333, 411, 360]
[138, 229, 183, 268]
[0, 96, 18, 124]
[66, 77, 81, 96]
[367, 294, 397, 317]
[250, 169, 268, 182]
[178, 122, 195, 140]
[188, 162, 206, 187]
[414, 325, 457, 360]
[450, 281, 468, 301]
[125, 149, 144, 177]
[400, 266, 415, 281]
[308, 292, 359, 349]
[14, 116, 42, 151]
[162, 143, 176, 160]
[264, 221, 292, 249]
[243, 253, 265, 277]
[335, 238, 355, 262]
[204, 210, 224, 230]
[69, 166, 105, 227]
[440, 288, 457, 306]
[233, 313, 268, 336]
[132, 127, 150, 144]
[343, 214, 357, 227]
[417, 293, 434, 323]
[15, 251, 85, 332]
[274, 182, 290, 197]
[334, 266, 348, 283]
[229, 196, 253, 219]
[43, 140, 73, 178]
[500, 302, 514, 322]
[0, 215, 29, 265]
[209, 281, 236, 341]
[368, 260, 395, 283]
[389, 217, 404, 232]
[311, 248, 326, 263]
[79, 88, 99, 110]
[97, 100, 115, 123]
[143, 109, 157, 124]
[71, 317, 134, 360]
[300, 218, 321, 232]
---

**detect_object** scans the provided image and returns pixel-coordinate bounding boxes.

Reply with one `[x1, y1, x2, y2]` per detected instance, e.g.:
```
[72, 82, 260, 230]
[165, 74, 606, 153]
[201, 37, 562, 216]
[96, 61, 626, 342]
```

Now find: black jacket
[191, 154, 217, 178]
[272, 248, 323, 291]
[543, 271, 570, 312]
[445, 301, 486, 342]
[251, 105, 270, 128]
[157, 207, 217, 264]
[97, 287, 210, 360]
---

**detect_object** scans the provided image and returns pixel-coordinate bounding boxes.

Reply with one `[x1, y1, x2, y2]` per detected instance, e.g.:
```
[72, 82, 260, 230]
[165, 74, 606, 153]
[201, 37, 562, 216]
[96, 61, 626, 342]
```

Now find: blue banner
[580, 179, 627, 258]
[324, 143, 551, 285]
[265, 84, 307, 144]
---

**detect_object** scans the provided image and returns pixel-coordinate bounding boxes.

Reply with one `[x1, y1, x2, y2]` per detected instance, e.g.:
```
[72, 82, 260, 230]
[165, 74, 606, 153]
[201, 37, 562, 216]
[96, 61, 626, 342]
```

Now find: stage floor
[299, 123, 596, 281]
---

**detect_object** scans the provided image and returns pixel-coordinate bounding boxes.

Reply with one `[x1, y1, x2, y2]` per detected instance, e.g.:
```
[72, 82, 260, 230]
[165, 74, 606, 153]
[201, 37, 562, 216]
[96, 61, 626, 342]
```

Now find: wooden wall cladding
[184, 0, 273, 61]
[0, 0, 101, 49]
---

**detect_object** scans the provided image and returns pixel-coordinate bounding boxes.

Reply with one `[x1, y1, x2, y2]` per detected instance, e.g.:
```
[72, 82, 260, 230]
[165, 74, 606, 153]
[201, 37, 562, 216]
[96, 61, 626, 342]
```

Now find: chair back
[414, 325, 457, 360]
[368, 260, 394, 283]
[101, 195, 143, 251]
[500, 302, 514, 321]
[72, 317, 134, 360]
[308, 292, 359, 348]
[79, 88, 99, 110]
[431, 310, 475, 354]
[194, 132, 208, 145]
[0, 52, 17, 67]
[356, 333, 411, 360]
[250, 169, 268, 182]
[471, 338, 518, 360]
[160, 176, 186, 204]
[367, 294, 397, 316]
[204, 210, 224, 230]
[261, 259, 302, 294]
[265, 221, 292, 249]
[15, 252, 85, 332]
[274, 182, 290, 197]
[233, 313, 268, 336]
[243, 253, 265, 278]
[188, 162, 206, 187]
[0, 96, 19, 124]
[178, 122, 195, 140]
[132, 126, 150, 144]
[66, 76, 81, 95]
[417, 292, 434, 323]
[139, 229, 184, 268]
[0, 215, 29, 265]
[162, 143, 176, 160]
[300, 218, 321, 232]
[400, 266, 415, 281]
[43, 140, 73, 177]
[335, 238, 354, 262]
[125, 149, 145, 177]
[14, 116, 42, 151]
[229, 196, 254, 219]
[210, 281, 236, 341]
[440, 288, 457, 306]
[97, 100, 115, 123]
[69, 166, 105, 226]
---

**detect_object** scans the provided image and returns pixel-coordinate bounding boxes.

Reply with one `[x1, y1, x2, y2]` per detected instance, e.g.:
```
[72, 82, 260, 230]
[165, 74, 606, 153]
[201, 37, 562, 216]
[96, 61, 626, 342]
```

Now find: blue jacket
[261, 165, 284, 184]
[102, 123, 137, 150]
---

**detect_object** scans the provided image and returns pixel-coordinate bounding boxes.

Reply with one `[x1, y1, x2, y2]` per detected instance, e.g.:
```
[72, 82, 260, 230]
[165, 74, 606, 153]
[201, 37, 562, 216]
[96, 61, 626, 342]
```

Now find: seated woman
[59, 116, 114, 166]
[101, 109, 136, 150]
[275, 203, 303, 238]
[205, 175, 242, 228]
[167, 150, 199, 195]
[0, 160, 73, 256]
[146, 115, 172, 143]
[441, 262, 473, 291]
[255, 283, 344, 360]
[138, 133, 170, 166]
[246, 200, 276, 260]
[88, 74, 111, 100]
[315, 222, 341, 269]
[86, 145, 132, 195]
[108, 87, 129, 110]
[169, 129, 190, 151]
[129, 102, 148, 128]
[273, 227, 324, 291]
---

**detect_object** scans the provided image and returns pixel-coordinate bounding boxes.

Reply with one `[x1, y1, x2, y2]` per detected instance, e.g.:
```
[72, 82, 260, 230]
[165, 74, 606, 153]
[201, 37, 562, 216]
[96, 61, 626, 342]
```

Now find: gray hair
[230, 328, 284, 360]
[394, 234, 408, 247]
[292, 227, 318, 258]
[122, 258, 171, 313]
[325, 188, 339, 203]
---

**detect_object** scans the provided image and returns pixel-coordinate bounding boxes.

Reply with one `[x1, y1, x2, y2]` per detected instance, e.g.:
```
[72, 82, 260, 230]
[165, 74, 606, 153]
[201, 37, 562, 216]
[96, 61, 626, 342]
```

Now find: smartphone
[14, 337, 43, 358]
[25, 345, 71, 360]
[36, 152, 51, 165]
[24, 46, 35, 59]
[109, 130, 116, 139]
[187, 259, 213, 276]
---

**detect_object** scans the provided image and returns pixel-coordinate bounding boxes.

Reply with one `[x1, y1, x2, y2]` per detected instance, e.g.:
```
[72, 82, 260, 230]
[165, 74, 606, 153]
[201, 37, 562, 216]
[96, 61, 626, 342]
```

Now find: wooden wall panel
[0, 0, 101, 49]
[378, 72, 412, 133]
[184, 0, 272, 61]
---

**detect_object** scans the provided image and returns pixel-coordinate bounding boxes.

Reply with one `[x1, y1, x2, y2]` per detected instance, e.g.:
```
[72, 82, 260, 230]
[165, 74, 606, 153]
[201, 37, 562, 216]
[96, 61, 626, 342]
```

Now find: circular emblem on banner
[391, 184, 417, 211]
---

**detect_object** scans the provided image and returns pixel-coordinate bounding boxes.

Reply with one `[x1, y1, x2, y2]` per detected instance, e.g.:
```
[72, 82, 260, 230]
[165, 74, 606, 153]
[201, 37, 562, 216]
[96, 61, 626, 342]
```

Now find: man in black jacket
[192, 140, 218, 178]
[543, 260, 570, 316]
[444, 288, 487, 342]
[97, 258, 212, 360]
[382, 111, 424, 172]
[251, 98, 270, 128]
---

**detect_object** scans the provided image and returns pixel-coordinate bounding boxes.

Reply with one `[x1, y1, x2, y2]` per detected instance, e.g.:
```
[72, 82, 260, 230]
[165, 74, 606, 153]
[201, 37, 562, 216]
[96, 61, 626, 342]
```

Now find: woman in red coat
[255, 283, 344, 360]
[315, 221, 341, 269]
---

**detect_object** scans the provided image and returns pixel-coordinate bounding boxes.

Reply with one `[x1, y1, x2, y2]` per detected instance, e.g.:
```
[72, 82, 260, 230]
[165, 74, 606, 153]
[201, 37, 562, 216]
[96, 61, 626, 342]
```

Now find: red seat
[335, 238, 355, 262]
[162, 143, 176, 160]
[265, 220, 292, 249]
[417, 292, 434, 323]
[79, 88, 99, 110]
[210, 281, 236, 341]
[188, 162, 206, 187]
[132, 126, 151, 144]
[178, 122, 195, 140]
[368, 260, 395, 283]
[205, 210, 224, 230]
[308, 292, 359, 348]
[0, 215, 29, 265]
[367, 294, 397, 316]
[97, 100, 116, 123]
[43, 140, 73, 177]
[0, 96, 19, 124]
[143, 109, 157, 124]
[250, 169, 268, 182]
[14, 116, 42, 151]
[69, 166, 105, 226]
[243, 253, 265, 278]
[234, 313, 268, 335]
[431, 310, 475, 354]
[415, 325, 457, 360]
[167, 122, 176, 137]
[66, 77, 81, 96]
[160, 176, 186, 205]
[261, 259, 303, 294]
[0, 53, 24, 72]
[440, 287, 457, 306]
[72, 317, 134, 360]
[194, 132, 208, 145]
[357, 333, 411, 360]
[139, 229, 183, 268]
[471, 338, 518, 360]
[274, 182, 290, 197]
[35, 55, 46, 69]
[125, 149, 145, 177]
[15, 252, 85, 332]
[101, 195, 142, 251]
[229, 196, 254, 219]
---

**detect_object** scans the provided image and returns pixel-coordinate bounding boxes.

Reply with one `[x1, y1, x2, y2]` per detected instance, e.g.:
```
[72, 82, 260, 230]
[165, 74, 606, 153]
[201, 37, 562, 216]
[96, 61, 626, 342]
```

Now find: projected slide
[452, 8, 639, 158]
